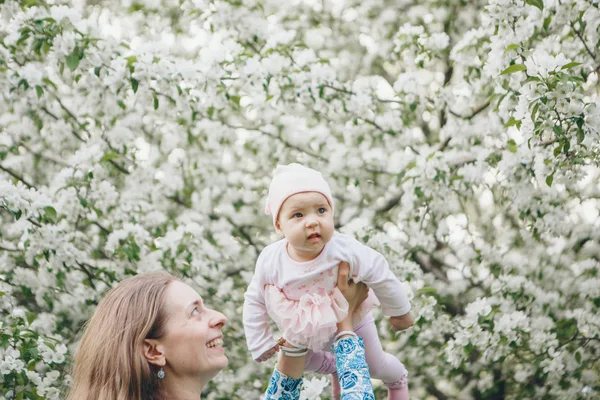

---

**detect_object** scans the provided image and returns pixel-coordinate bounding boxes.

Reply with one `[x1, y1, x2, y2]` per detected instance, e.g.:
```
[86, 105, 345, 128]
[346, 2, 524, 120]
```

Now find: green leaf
[66, 51, 80, 72]
[543, 15, 552, 30]
[230, 95, 241, 105]
[553, 125, 563, 136]
[526, 0, 544, 10]
[101, 151, 120, 162]
[125, 56, 137, 73]
[44, 206, 57, 223]
[131, 78, 139, 93]
[500, 64, 527, 75]
[414, 186, 425, 199]
[153, 96, 159, 110]
[416, 287, 437, 295]
[577, 127, 585, 144]
[504, 43, 520, 54]
[42, 77, 57, 90]
[561, 62, 581, 70]
[35, 85, 43, 99]
[94, 66, 101, 77]
[507, 139, 517, 153]
[117, 99, 126, 110]
[26, 311, 36, 325]
[531, 102, 540, 122]
[505, 117, 521, 129]
[554, 145, 562, 157]
[546, 172, 554, 187]
[523, 76, 541, 84]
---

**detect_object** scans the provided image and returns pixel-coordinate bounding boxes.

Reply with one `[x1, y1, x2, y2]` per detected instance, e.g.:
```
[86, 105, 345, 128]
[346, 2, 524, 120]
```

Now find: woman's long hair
[67, 272, 177, 400]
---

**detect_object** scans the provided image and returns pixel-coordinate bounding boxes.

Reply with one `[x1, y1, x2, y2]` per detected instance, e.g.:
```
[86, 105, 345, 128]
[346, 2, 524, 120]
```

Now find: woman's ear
[142, 339, 166, 367]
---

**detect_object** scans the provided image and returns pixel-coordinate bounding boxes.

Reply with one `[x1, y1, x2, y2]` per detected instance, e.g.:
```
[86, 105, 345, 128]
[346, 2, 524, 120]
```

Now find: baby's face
[276, 192, 334, 262]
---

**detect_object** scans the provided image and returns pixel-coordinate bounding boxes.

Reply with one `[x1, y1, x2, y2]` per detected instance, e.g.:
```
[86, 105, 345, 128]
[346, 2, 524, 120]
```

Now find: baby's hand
[389, 313, 414, 332]
[256, 345, 279, 362]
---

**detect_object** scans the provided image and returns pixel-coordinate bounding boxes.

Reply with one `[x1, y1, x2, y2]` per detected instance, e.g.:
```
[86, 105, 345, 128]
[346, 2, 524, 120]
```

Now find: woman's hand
[336, 261, 369, 333]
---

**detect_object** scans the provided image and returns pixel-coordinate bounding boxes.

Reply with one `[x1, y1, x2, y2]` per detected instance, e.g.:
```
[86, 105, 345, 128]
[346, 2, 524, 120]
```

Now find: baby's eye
[293, 212, 303, 218]
[318, 208, 326, 214]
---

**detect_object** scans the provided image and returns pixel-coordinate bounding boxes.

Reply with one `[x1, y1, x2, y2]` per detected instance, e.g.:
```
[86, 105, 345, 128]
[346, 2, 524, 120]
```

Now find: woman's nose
[210, 310, 227, 328]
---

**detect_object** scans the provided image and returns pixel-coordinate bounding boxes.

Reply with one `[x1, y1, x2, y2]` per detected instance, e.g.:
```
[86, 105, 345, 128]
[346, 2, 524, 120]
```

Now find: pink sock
[331, 372, 341, 400]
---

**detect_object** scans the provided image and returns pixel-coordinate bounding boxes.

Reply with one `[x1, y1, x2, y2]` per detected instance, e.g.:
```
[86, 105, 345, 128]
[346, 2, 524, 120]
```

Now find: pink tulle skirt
[264, 285, 379, 350]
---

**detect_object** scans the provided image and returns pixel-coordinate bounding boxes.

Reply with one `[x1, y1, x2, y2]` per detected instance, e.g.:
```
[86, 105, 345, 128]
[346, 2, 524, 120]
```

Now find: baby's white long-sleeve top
[243, 232, 411, 360]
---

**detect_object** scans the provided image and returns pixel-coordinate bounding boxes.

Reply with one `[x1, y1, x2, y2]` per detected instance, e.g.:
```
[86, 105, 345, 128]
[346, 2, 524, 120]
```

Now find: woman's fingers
[358, 283, 368, 304]
[337, 261, 350, 289]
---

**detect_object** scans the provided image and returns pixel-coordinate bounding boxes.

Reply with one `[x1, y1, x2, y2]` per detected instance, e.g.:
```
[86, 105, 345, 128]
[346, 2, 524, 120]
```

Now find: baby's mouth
[307, 233, 321, 241]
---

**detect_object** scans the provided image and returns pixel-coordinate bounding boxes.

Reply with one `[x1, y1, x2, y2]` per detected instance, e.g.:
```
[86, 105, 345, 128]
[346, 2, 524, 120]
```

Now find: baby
[243, 163, 413, 399]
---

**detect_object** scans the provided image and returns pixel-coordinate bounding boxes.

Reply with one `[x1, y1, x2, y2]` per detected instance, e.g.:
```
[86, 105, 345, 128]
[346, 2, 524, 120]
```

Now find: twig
[0, 164, 34, 188]
[26, 217, 42, 227]
[245, 40, 261, 55]
[91, 221, 111, 234]
[570, 22, 597, 61]
[0, 245, 18, 252]
[426, 383, 450, 400]
[225, 216, 260, 255]
[53, 96, 90, 140]
[107, 159, 130, 174]
[322, 83, 355, 96]
[448, 102, 490, 121]
[375, 193, 403, 213]
[20, 142, 69, 167]
[76, 261, 97, 290]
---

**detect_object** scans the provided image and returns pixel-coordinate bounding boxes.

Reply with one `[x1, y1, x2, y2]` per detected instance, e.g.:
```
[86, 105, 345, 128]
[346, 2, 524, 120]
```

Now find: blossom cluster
[0, 0, 599, 399]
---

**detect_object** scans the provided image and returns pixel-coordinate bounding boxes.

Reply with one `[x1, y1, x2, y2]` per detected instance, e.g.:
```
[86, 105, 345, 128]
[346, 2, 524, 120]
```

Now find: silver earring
[157, 367, 165, 379]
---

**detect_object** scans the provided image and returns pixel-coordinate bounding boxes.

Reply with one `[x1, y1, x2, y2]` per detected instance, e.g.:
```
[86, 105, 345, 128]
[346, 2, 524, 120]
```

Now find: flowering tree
[1, 0, 599, 398]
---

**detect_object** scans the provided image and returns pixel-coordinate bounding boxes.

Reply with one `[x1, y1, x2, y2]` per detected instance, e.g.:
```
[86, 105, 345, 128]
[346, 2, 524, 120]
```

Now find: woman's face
[159, 281, 228, 384]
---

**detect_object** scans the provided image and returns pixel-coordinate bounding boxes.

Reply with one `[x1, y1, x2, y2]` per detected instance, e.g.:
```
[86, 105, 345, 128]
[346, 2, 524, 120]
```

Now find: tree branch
[570, 22, 597, 61]
[426, 383, 450, 400]
[0, 164, 34, 188]
[448, 102, 490, 121]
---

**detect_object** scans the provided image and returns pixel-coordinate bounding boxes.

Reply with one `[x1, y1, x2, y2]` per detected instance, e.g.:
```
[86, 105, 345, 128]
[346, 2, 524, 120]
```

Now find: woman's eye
[191, 307, 200, 316]
[318, 208, 326, 214]
[293, 213, 303, 218]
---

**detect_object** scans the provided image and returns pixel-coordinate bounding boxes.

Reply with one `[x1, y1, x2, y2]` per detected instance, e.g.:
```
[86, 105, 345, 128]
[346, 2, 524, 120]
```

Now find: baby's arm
[353, 244, 412, 324]
[389, 313, 414, 331]
[243, 261, 279, 361]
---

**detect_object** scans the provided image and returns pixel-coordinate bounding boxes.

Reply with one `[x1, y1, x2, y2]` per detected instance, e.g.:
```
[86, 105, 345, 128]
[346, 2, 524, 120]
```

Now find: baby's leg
[304, 350, 340, 399]
[354, 313, 409, 400]
[304, 349, 336, 374]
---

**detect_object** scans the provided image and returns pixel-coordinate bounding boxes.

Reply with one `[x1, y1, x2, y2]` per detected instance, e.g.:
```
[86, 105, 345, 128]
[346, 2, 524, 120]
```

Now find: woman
[67, 262, 374, 399]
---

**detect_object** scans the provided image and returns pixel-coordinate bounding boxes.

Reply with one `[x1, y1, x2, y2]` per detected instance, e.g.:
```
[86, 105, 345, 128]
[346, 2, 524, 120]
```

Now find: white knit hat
[264, 163, 334, 227]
